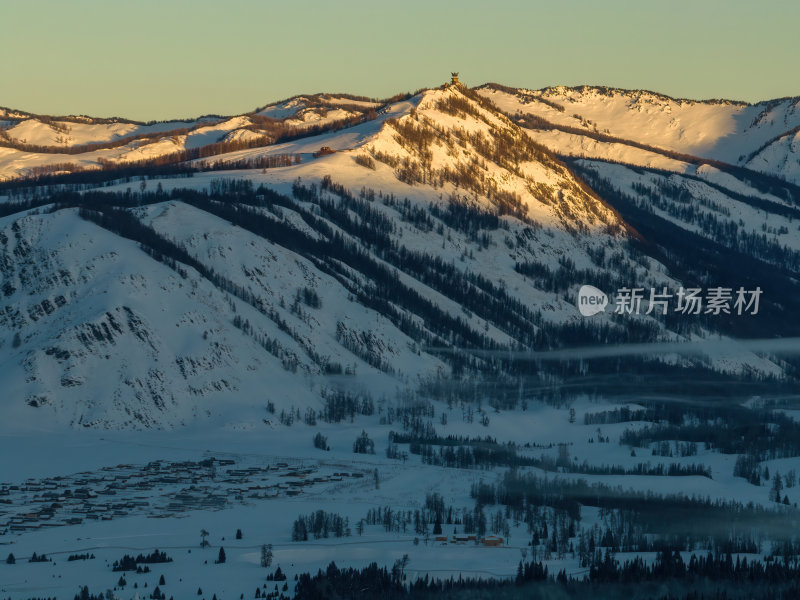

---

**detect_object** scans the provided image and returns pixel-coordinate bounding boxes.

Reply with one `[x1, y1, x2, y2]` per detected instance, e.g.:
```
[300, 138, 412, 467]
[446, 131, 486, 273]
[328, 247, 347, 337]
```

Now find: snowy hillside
[4, 85, 799, 185]
[3, 81, 800, 600]
[0, 94, 382, 181]
[473, 85, 800, 343]
[478, 84, 800, 184]
[3, 84, 792, 429]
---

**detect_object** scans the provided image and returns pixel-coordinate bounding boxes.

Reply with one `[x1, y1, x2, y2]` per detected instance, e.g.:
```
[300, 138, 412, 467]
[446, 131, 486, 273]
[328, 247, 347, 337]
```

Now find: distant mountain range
[1, 82, 798, 429]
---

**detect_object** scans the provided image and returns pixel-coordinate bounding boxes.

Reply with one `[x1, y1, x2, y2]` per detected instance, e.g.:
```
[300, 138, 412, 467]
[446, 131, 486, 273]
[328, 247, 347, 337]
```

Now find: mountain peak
[357, 84, 623, 233]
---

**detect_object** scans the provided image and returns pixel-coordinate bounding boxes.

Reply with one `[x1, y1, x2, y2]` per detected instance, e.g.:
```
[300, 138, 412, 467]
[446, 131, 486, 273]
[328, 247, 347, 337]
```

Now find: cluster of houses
[0, 457, 367, 537]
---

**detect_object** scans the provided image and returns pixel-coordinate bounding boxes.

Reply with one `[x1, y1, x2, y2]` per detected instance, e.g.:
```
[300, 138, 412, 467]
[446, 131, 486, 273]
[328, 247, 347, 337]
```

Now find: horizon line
[4, 81, 799, 124]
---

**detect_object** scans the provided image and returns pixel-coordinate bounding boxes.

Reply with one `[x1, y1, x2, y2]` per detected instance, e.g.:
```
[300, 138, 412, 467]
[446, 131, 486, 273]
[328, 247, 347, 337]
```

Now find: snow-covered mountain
[0, 94, 382, 180]
[478, 84, 800, 183]
[1, 83, 798, 429]
[477, 84, 800, 333]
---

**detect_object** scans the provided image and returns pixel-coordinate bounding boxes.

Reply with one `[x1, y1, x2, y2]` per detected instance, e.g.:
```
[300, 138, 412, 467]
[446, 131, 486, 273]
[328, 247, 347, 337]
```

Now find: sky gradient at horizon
[1, 0, 798, 121]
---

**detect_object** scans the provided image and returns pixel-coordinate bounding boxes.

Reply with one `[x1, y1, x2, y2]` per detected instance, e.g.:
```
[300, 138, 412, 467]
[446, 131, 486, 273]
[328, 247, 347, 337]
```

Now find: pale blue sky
[1, 0, 798, 121]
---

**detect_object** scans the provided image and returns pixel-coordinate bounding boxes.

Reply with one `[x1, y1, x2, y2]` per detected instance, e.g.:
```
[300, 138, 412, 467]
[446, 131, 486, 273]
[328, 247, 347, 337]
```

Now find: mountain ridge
[1, 83, 797, 430]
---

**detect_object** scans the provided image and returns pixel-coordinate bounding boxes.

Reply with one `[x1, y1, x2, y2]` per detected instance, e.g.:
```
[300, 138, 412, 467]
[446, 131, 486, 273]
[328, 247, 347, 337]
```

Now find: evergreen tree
[313, 432, 329, 451]
[771, 471, 784, 502]
[433, 515, 443, 535]
[353, 430, 375, 454]
[260, 544, 273, 568]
